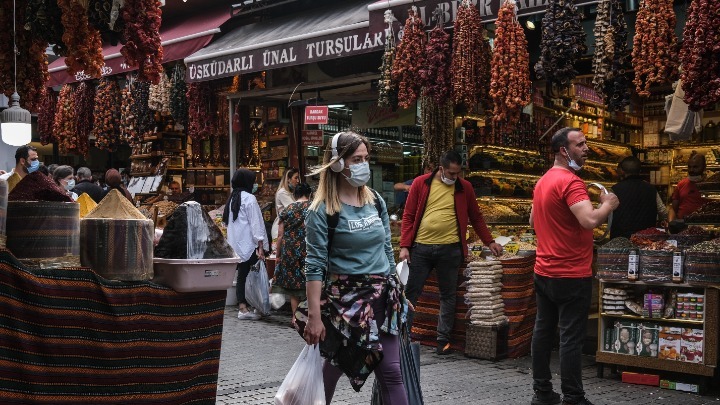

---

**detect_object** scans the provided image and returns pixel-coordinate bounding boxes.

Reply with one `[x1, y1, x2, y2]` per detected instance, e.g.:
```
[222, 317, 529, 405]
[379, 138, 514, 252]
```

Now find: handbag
[371, 325, 424, 405]
[274, 344, 325, 405]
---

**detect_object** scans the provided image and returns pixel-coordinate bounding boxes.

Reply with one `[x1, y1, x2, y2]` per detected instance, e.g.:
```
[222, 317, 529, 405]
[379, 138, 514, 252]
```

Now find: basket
[639, 250, 674, 282]
[685, 251, 720, 285]
[596, 248, 631, 280]
[464, 323, 507, 361]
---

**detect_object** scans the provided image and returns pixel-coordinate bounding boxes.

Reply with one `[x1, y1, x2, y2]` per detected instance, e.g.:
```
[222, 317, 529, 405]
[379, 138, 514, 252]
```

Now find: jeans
[531, 274, 592, 404]
[404, 242, 463, 343]
[235, 253, 259, 305]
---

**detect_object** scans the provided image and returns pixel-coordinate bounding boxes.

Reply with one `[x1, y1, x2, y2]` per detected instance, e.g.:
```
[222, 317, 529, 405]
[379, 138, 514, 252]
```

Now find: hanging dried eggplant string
[421, 9, 452, 104]
[170, 65, 189, 127]
[391, 6, 426, 109]
[24, 0, 66, 56]
[535, 0, 587, 89]
[603, 0, 632, 111]
[130, 80, 153, 146]
[592, 0, 612, 99]
[490, 0, 531, 135]
[120, 77, 138, 145]
[631, 0, 679, 97]
[53, 84, 77, 154]
[378, 10, 398, 109]
[88, 0, 124, 45]
[93, 78, 122, 152]
[38, 88, 58, 146]
[680, 0, 720, 111]
[421, 93, 454, 168]
[58, 0, 104, 78]
[451, 0, 491, 110]
[121, 0, 163, 84]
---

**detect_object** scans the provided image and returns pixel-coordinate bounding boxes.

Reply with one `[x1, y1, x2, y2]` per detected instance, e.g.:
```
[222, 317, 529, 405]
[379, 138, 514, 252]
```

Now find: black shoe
[562, 398, 594, 405]
[436, 340, 452, 355]
[531, 390, 561, 405]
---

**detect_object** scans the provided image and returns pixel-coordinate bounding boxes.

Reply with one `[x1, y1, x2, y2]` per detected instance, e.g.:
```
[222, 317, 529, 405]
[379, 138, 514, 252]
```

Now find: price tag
[667, 239, 678, 247]
[627, 250, 639, 280]
[672, 252, 684, 282]
[504, 242, 520, 255]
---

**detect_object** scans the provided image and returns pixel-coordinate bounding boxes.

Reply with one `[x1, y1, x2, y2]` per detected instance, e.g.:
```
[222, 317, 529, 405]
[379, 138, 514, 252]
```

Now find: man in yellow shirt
[0, 145, 39, 192]
[400, 151, 502, 354]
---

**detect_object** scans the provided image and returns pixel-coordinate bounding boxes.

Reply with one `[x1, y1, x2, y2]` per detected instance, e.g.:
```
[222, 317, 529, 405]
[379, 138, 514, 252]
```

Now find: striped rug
[0, 249, 225, 404]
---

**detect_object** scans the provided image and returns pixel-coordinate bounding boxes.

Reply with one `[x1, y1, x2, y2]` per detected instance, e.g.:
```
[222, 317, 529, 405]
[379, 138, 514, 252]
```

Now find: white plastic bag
[245, 260, 271, 315]
[269, 293, 286, 310]
[274, 344, 325, 405]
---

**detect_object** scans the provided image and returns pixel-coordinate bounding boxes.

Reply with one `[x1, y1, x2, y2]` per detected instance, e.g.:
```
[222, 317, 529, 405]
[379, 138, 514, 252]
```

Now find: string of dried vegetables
[631, 0, 678, 97]
[92, 78, 122, 151]
[88, 0, 124, 45]
[38, 88, 57, 145]
[53, 84, 77, 154]
[592, 0, 632, 111]
[378, 10, 398, 109]
[421, 93, 454, 168]
[148, 69, 171, 115]
[680, 0, 720, 111]
[535, 0, 587, 88]
[121, 0, 163, 84]
[65, 81, 95, 157]
[131, 80, 153, 145]
[120, 84, 137, 145]
[186, 82, 216, 141]
[451, 0, 491, 110]
[58, 0, 104, 78]
[391, 6, 425, 109]
[24, 0, 66, 56]
[216, 93, 229, 138]
[490, 0, 531, 131]
[170, 65, 188, 126]
[421, 23, 452, 104]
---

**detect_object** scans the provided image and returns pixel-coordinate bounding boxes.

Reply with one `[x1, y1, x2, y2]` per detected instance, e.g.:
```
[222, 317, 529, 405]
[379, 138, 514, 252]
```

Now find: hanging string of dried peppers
[93, 78, 122, 152]
[58, 0, 104, 78]
[391, 6, 425, 110]
[187, 82, 216, 141]
[38, 88, 57, 146]
[680, 0, 720, 111]
[631, 0, 678, 97]
[451, 0, 491, 110]
[121, 0, 163, 84]
[53, 84, 77, 155]
[421, 22, 452, 104]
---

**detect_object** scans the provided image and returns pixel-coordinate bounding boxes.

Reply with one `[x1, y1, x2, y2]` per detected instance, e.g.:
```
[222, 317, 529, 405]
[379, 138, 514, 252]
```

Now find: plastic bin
[153, 257, 239, 292]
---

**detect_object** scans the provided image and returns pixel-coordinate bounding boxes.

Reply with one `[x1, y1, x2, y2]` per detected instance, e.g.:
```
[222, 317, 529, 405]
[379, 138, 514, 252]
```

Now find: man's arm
[466, 184, 503, 256]
[569, 193, 619, 230]
[656, 192, 669, 222]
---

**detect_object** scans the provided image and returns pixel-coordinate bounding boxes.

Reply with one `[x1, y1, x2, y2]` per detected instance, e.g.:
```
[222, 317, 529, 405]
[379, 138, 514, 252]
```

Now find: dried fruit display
[58, 0, 104, 78]
[378, 13, 398, 109]
[186, 82, 216, 141]
[490, 0, 531, 131]
[120, 85, 137, 146]
[421, 94, 454, 168]
[680, 0, 720, 111]
[24, 0, 66, 56]
[93, 78, 122, 151]
[38, 88, 57, 145]
[451, 0, 491, 109]
[592, 0, 632, 111]
[631, 0, 679, 97]
[535, 0, 587, 88]
[391, 6, 425, 109]
[121, 0, 163, 84]
[148, 70, 171, 115]
[170, 65, 188, 126]
[421, 23, 452, 104]
[53, 84, 77, 154]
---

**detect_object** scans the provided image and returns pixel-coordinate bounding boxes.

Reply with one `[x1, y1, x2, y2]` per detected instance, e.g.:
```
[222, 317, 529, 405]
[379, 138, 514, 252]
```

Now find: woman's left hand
[256, 247, 265, 261]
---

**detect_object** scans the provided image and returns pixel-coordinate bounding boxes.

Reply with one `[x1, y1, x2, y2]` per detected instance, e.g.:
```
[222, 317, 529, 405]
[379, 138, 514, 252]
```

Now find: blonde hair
[309, 131, 375, 215]
[278, 167, 299, 193]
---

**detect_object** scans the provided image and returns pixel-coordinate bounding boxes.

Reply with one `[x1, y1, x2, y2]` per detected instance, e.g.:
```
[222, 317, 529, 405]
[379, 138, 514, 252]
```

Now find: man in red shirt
[530, 128, 618, 405]
[670, 152, 708, 221]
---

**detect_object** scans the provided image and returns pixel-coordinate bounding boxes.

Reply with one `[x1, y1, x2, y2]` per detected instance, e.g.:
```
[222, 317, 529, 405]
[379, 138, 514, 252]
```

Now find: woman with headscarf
[223, 168, 269, 320]
[101, 168, 133, 202]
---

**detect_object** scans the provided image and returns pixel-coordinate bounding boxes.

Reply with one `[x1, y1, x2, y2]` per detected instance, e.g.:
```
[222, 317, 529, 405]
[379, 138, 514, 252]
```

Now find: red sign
[305, 106, 328, 125]
[302, 130, 324, 147]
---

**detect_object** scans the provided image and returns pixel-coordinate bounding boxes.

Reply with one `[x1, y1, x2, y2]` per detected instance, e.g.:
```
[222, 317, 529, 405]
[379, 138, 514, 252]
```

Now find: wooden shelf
[191, 185, 230, 189]
[595, 351, 716, 377]
[262, 157, 288, 161]
[264, 177, 282, 180]
[599, 313, 704, 325]
[267, 135, 288, 142]
[187, 167, 231, 170]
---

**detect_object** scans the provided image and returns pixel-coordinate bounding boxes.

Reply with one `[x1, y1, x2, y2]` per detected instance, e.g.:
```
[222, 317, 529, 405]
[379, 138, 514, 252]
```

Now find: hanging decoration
[170, 65, 189, 126]
[186, 82, 216, 141]
[88, 0, 124, 45]
[535, 0, 587, 88]
[451, 0, 491, 110]
[592, 0, 632, 111]
[58, 0, 104, 78]
[421, 94, 454, 168]
[52, 84, 77, 154]
[421, 13, 452, 104]
[120, 83, 137, 146]
[121, 0, 163, 84]
[131, 80, 153, 145]
[65, 81, 95, 157]
[148, 69, 171, 115]
[631, 0, 678, 97]
[92, 78, 122, 151]
[391, 6, 425, 109]
[24, 0, 66, 56]
[680, 0, 720, 111]
[38, 88, 57, 145]
[378, 10, 398, 109]
[490, 0, 531, 131]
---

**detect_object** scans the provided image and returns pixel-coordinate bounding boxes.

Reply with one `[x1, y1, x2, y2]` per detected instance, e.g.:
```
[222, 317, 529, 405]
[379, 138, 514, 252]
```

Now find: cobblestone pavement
[216, 308, 720, 404]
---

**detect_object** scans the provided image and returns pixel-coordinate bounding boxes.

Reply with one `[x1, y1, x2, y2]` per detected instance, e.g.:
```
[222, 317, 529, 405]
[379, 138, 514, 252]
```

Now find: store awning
[184, 0, 384, 83]
[47, 5, 231, 87]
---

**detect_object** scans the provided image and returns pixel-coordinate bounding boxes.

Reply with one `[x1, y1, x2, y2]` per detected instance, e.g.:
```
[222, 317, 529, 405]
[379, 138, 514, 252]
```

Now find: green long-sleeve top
[304, 198, 395, 282]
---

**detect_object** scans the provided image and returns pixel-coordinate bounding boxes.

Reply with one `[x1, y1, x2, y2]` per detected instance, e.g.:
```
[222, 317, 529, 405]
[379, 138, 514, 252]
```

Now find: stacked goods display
[80, 190, 154, 281]
[37, 88, 57, 145]
[490, 0, 530, 132]
[92, 78, 122, 151]
[464, 259, 507, 360]
[420, 22, 451, 104]
[7, 173, 79, 268]
[451, 0, 491, 109]
[680, 0, 720, 111]
[377, 10, 398, 109]
[631, 0, 679, 97]
[58, 0, 104, 78]
[591, 0, 632, 111]
[535, 0, 587, 88]
[391, 6, 425, 109]
[685, 238, 720, 284]
[597, 237, 635, 280]
[499, 253, 536, 358]
[121, 0, 163, 84]
[153, 202, 237, 292]
[684, 200, 720, 223]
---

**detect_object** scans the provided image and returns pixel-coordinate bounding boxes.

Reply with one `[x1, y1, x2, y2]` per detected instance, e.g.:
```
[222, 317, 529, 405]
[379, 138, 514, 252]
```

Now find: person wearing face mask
[271, 167, 299, 241]
[399, 150, 502, 355]
[529, 127, 619, 405]
[669, 152, 709, 222]
[223, 168, 269, 320]
[52, 165, 79, 201]
[299, 132, 409, 405]
[1, 145, 40, 192]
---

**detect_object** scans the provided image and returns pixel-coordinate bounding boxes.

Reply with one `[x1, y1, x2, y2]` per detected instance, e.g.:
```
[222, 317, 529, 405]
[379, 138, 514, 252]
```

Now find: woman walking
[272, 182, 312, 326]
[224, 168, 269, 320]
[271, 167, 299, 240]
[299, 131, 409, 405]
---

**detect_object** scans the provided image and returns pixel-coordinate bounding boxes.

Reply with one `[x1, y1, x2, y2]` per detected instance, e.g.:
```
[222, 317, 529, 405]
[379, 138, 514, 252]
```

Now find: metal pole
[228, 97, 236, 179]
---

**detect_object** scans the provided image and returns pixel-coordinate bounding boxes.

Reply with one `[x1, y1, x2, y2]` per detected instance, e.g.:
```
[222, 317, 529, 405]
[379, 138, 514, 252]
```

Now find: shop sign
[186, 27, 385, 82]
[351, 101, 416, 128]
[302, 130, 325, 146]
[305, 106, 329, 125]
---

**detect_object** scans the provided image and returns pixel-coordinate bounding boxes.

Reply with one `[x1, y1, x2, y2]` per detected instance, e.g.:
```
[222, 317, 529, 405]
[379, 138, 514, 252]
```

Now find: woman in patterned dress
[272, 182, 312, 324]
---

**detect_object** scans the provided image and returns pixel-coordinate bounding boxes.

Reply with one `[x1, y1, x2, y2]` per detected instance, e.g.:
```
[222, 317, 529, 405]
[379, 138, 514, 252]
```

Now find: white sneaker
[237, 309, 261, 320]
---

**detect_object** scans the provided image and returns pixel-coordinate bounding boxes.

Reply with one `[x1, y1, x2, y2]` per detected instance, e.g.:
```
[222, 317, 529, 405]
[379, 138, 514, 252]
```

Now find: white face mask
[564, 148, 583, 171]
[64, 179, 75, 191]
[440, 167, 456, 186]
[343, 161, 371, 187]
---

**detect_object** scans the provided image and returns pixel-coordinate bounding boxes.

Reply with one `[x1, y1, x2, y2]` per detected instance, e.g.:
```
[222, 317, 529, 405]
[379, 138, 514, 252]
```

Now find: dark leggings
[235, 253, 258, 305]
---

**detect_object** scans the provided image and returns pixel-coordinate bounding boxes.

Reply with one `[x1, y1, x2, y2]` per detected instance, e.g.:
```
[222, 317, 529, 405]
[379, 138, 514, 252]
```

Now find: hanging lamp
[1, 0, 32, 146]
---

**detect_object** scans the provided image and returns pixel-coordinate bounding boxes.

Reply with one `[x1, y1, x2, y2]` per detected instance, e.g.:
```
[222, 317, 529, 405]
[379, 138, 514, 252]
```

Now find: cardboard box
[637, 323, 660, 357]
[613, 321, 639, 355]
[658, 326, 682, 360]
[622, 371, 660, 386]
[660, 380, 700, 393]
[680, 328, 704, 363]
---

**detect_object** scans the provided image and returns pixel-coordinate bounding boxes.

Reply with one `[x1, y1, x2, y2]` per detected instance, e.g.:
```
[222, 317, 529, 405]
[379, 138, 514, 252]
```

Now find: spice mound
[8, 172, 73, 202]
[86, 189, 146, 219]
